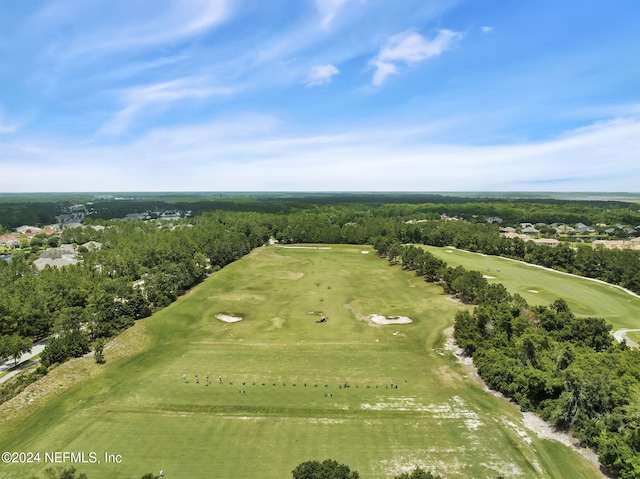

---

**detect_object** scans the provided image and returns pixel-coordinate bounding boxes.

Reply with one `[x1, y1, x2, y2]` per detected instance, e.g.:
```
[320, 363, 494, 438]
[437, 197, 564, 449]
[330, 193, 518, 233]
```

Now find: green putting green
[0, 245, 600, 478]
[423, 245, 640, 331]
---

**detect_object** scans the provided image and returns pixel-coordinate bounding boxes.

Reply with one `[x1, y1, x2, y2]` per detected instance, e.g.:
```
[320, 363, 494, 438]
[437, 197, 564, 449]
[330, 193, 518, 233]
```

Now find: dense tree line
[3, 202, 640, 374]
[376, 241, 640, 478]
[3, 192, 639, 229]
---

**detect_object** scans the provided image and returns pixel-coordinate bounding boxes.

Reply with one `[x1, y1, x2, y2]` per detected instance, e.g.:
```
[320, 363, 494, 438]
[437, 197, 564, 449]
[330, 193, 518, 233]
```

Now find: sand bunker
[369, 314, 412, 325]
[278, 246, 331, 250]
[528, 290, 539, 293]
[215, 313, 243, 323]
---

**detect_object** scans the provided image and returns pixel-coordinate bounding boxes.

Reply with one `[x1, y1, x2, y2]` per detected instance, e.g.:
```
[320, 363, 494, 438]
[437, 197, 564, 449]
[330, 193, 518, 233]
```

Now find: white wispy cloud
[316, 0, 349, 29]
[306, 64, 340, 86]
[369, 29, 463, 86]
[97, 77, 236, 137]
[39, 0, 232, 59]
[482, 26, 494, 34]
[0, 112, 19, 134]
[2, 114, 638, 192]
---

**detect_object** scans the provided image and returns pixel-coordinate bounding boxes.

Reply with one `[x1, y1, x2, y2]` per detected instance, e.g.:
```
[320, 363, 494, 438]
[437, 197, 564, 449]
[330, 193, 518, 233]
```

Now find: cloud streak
[316, 0, 350, 29]
[2, 115, 638, 192]
[40, 0, 233, 59]
[97, 78, 236, 137]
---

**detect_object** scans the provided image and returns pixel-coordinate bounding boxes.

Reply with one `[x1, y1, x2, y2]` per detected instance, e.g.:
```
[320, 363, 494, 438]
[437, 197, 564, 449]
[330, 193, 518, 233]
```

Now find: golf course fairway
[0, 245, 602, 478]
[423, 245, 640, 331]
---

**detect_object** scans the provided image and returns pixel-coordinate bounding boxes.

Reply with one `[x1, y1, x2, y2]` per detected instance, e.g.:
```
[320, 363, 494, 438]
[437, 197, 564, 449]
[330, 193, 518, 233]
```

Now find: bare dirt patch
[270, 317, 285, 328]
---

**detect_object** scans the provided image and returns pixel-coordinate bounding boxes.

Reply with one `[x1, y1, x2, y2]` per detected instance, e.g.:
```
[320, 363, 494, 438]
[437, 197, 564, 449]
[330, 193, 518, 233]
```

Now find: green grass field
[0, 245, 601, 478]
[423, 245, 640, 331]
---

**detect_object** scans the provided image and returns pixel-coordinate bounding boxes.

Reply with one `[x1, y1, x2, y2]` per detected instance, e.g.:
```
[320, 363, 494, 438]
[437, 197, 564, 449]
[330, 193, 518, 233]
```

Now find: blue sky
[1, 0, 639, 192]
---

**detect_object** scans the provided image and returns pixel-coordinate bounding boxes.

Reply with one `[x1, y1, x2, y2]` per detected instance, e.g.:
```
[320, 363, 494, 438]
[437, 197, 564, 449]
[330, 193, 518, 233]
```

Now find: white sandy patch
[480, 457, 527, 477]
[502, 418, 532, 445]
[522, 412, 576, 448]
[522, 412, 602, 469]
[309, 418, 346, 425]
[378, 455, 463, 478]
[215, 313, 243, 323]
[223, 415, 265, 421]
[369, 314, 412, 325]
[361, 250, 369, 254]
[361, 396, 481, 430]
[361, 397, 433, 412]
[443, 326, 606, 473]
[528, 289, 539, 293]
[483, 275, 495, 279]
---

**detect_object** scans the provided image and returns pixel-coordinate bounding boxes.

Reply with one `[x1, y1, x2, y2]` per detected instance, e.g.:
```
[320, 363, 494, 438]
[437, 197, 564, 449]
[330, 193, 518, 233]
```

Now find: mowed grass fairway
[0, 245, 600, 479]
[423, 245, 640, 331]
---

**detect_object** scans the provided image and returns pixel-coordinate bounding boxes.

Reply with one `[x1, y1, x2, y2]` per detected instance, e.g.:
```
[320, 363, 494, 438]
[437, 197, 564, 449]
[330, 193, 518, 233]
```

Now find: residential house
[575, 223, 595, 234]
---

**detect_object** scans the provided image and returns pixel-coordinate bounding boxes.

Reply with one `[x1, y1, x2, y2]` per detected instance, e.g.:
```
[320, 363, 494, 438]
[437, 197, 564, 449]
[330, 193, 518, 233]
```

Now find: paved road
[613, 329, 640, 349]
[0, 338, 48, 384]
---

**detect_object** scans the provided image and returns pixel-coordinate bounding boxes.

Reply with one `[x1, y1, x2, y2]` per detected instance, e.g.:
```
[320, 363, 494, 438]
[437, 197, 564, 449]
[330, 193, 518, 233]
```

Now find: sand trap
[482, 275, 495, 279]
[369, 314, 412, 325]
[215, 313, 243, 323]
[278, 246, 331, 250]
[528, 290, 539, 293]
[361, 251, 369, 254]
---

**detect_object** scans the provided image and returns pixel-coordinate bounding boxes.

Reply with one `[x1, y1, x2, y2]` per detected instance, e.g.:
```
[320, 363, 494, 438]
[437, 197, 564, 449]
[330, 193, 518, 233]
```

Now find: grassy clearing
[424, 245, 640, 330]
[0, 245, 600, 478]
